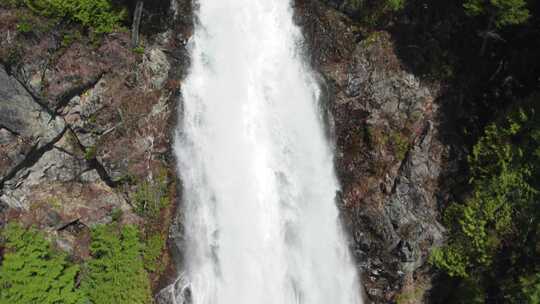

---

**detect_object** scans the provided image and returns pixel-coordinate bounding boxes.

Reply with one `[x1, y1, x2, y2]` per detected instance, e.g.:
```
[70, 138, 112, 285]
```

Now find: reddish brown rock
[297, 2, 446, 302]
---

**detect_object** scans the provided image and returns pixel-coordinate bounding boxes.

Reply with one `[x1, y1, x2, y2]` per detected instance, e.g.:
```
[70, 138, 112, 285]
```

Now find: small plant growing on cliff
[395, 285, 427, 304]
[390, 131, 409, 161]
[0, 224, 85, 304]
[111, 207, 123, 222]
[133, 171, 170, 220]
[132, 46, 145, 55]
[84, 145, 97, 161]
[142, 232, 166, 273]
[61, 30, 82, 47]
[15, 21, 32, 33]
[386, 0, 405, 11]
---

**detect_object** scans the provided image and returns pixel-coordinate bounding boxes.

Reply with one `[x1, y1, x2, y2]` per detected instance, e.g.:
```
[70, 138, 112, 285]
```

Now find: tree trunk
[131, 1, 144, 47]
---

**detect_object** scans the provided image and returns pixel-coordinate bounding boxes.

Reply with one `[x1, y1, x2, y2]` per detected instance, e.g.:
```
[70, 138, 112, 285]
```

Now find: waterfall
[173, 0, 363, 303]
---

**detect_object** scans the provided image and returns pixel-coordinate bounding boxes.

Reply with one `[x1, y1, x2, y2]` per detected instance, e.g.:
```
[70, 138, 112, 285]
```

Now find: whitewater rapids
[174, 0, 363, 303]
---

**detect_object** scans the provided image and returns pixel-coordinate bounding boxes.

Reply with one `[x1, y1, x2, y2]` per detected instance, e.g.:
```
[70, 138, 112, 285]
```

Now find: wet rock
[155, 276, 191, 304]
[298, 2, 446, 302]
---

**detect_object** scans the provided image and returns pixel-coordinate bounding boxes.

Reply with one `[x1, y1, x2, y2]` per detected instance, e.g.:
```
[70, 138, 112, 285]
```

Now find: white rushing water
[174, 0, 363, 303]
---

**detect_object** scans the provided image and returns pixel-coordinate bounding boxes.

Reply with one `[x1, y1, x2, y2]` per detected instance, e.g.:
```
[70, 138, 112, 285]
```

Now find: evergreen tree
[464, 0, 530, 54]
[0, 0, 125, 33]
[464, 0, 530, 27]
[431, 96, 540, 301]
[0, 224, 85, 304]
[81, 225, 152, 304]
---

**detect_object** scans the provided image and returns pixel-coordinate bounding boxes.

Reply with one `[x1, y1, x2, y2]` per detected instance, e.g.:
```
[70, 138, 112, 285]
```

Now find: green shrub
[395, 286, 426, 304]
[3, 0, 125, 34]
[390, 131, 409, 160]
[432, 96, 540, 300]
[84, 145, 96, 161]
[386, 0, 405, 11]
[0, 0, 22, 8]
[464, 0, 529, 27]
[0, 224, 85, 304]
[15, 21, 32, 33]
[521, 274, 540, 304]
[357, 0, 407, 26]
[430, 245, 469, 278]
[142, 233, 166, 273]
[110, 207, 123, 222]
[61, 30, 82, 47]
[0, 223, 155, 304]
[133, 172, 170, 220]
[68, 0, 126, 34]
[132, 46, 145, 55]
[81, 224, 152, 304]
[377, 130, 409, 161]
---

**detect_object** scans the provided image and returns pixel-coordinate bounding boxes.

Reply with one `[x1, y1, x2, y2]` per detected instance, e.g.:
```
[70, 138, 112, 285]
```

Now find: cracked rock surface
[0, 67, 65, 182]
[0, 4, 188, 290]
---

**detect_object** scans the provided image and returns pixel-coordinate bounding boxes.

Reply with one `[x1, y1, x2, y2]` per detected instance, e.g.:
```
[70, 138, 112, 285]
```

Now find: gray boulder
[0, 67, 65, 182]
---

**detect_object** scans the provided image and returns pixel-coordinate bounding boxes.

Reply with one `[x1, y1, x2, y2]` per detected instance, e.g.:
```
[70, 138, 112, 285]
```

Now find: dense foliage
[133, 172, 170, 274]
[347, 0, 530, 27]
[82, 225, 152, 304]
[0, 224, 84, 304]
[336, 0, 406, 24]
[370, 0, 540, 301]
[463, 0, 530, 27]
[0, 0, 125, 33]
[0, 224, 152, 304]
[431, 98, 540, 302]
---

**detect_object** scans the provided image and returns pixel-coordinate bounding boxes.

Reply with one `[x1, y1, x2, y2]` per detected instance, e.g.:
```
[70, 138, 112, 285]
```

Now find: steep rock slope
[295, 1, 447, 302]
[0, 3, 191, 290]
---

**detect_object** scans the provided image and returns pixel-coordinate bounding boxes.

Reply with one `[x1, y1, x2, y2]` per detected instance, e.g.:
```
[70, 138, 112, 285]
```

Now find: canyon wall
[0, 1, 452, 302]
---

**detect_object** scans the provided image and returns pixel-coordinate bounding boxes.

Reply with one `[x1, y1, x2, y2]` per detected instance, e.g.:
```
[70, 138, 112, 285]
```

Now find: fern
[81, 224, 152, 304]
[0, 224, 86, 304]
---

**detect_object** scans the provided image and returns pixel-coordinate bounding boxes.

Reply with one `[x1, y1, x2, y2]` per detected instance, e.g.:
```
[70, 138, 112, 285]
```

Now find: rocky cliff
[1, 1, 451, 303]
[294, 2, 449, 302]
[0, 1, 192, 289]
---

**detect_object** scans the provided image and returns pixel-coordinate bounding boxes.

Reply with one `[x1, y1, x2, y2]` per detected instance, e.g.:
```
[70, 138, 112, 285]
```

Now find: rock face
[0, 67, 65, 184]
[1, 0, 449, 302]
[0, 2, 189, 290]
[296, 1, 447, 302]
